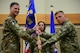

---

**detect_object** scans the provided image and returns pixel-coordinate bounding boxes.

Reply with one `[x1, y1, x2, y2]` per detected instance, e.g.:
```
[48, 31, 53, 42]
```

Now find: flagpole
[50, 5, 58, 53]
[22, 5, 29, 53]
[35, 14, 41, 53]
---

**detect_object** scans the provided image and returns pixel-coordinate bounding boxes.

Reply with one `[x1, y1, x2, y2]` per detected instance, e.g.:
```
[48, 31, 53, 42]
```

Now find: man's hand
[36, 40, 42, 50]
[33, 25, 39, 31]
[37, 44, 42, 50]
[36, 29, 42, 35]
[33, 25, 42, 35]
[36, 40, 41, 45]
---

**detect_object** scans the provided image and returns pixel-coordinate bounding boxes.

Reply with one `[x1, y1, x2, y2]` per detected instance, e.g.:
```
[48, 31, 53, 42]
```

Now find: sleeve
[40, 32, 52, 39]
[42, 24, 72, 46]
[6, 18, 35, 42]
[31, 34, 47, 44]
[40, 36, 47, 44]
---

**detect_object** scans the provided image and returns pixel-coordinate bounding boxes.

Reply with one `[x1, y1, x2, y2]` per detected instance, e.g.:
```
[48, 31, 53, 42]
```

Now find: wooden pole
[35, 14, 41, 53]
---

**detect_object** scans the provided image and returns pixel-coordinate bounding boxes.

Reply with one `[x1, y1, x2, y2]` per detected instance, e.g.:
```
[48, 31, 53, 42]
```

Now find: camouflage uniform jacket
[29, 33, 51, 53]
[42, 19, 80, 53]
[1, 15, 35, 53]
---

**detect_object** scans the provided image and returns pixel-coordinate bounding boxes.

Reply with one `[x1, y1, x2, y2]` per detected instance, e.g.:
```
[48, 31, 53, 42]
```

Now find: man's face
[10, 4, 20, 16]
[55, 12, 66, 24]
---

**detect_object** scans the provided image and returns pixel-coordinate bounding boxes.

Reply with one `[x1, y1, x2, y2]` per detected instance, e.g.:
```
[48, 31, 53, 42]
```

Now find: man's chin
[15, 14, 19, 16]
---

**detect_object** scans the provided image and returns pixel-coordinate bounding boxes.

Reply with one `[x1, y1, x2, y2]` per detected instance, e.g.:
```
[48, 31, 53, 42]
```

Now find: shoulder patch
[11, 20, 16, 25]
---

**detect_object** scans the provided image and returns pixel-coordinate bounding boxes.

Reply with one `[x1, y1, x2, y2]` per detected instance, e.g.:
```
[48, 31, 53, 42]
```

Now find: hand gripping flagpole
[35, 14, 41, 53]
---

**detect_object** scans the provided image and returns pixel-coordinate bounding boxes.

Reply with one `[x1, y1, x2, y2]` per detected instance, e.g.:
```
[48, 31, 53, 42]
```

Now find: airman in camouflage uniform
[41, 11, 80, 53]
[0, 2, 37, 53]
[28, 21, 54, 53]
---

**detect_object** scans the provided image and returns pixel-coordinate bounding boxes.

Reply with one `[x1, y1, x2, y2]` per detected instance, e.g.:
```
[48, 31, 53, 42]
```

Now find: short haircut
[55, 10, 64, 16]
[10, 2, 19, 8]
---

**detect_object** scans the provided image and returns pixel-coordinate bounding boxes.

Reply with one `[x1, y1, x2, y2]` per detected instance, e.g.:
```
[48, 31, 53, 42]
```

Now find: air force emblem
[29, 10, 33, 14]
[26, 16, 33, 25]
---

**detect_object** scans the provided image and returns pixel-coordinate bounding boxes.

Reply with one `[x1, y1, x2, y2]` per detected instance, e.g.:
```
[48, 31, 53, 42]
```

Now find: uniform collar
[8, 14, 17, 22]
[8, 14, 15, 19]
[62, 19, 69, 25]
